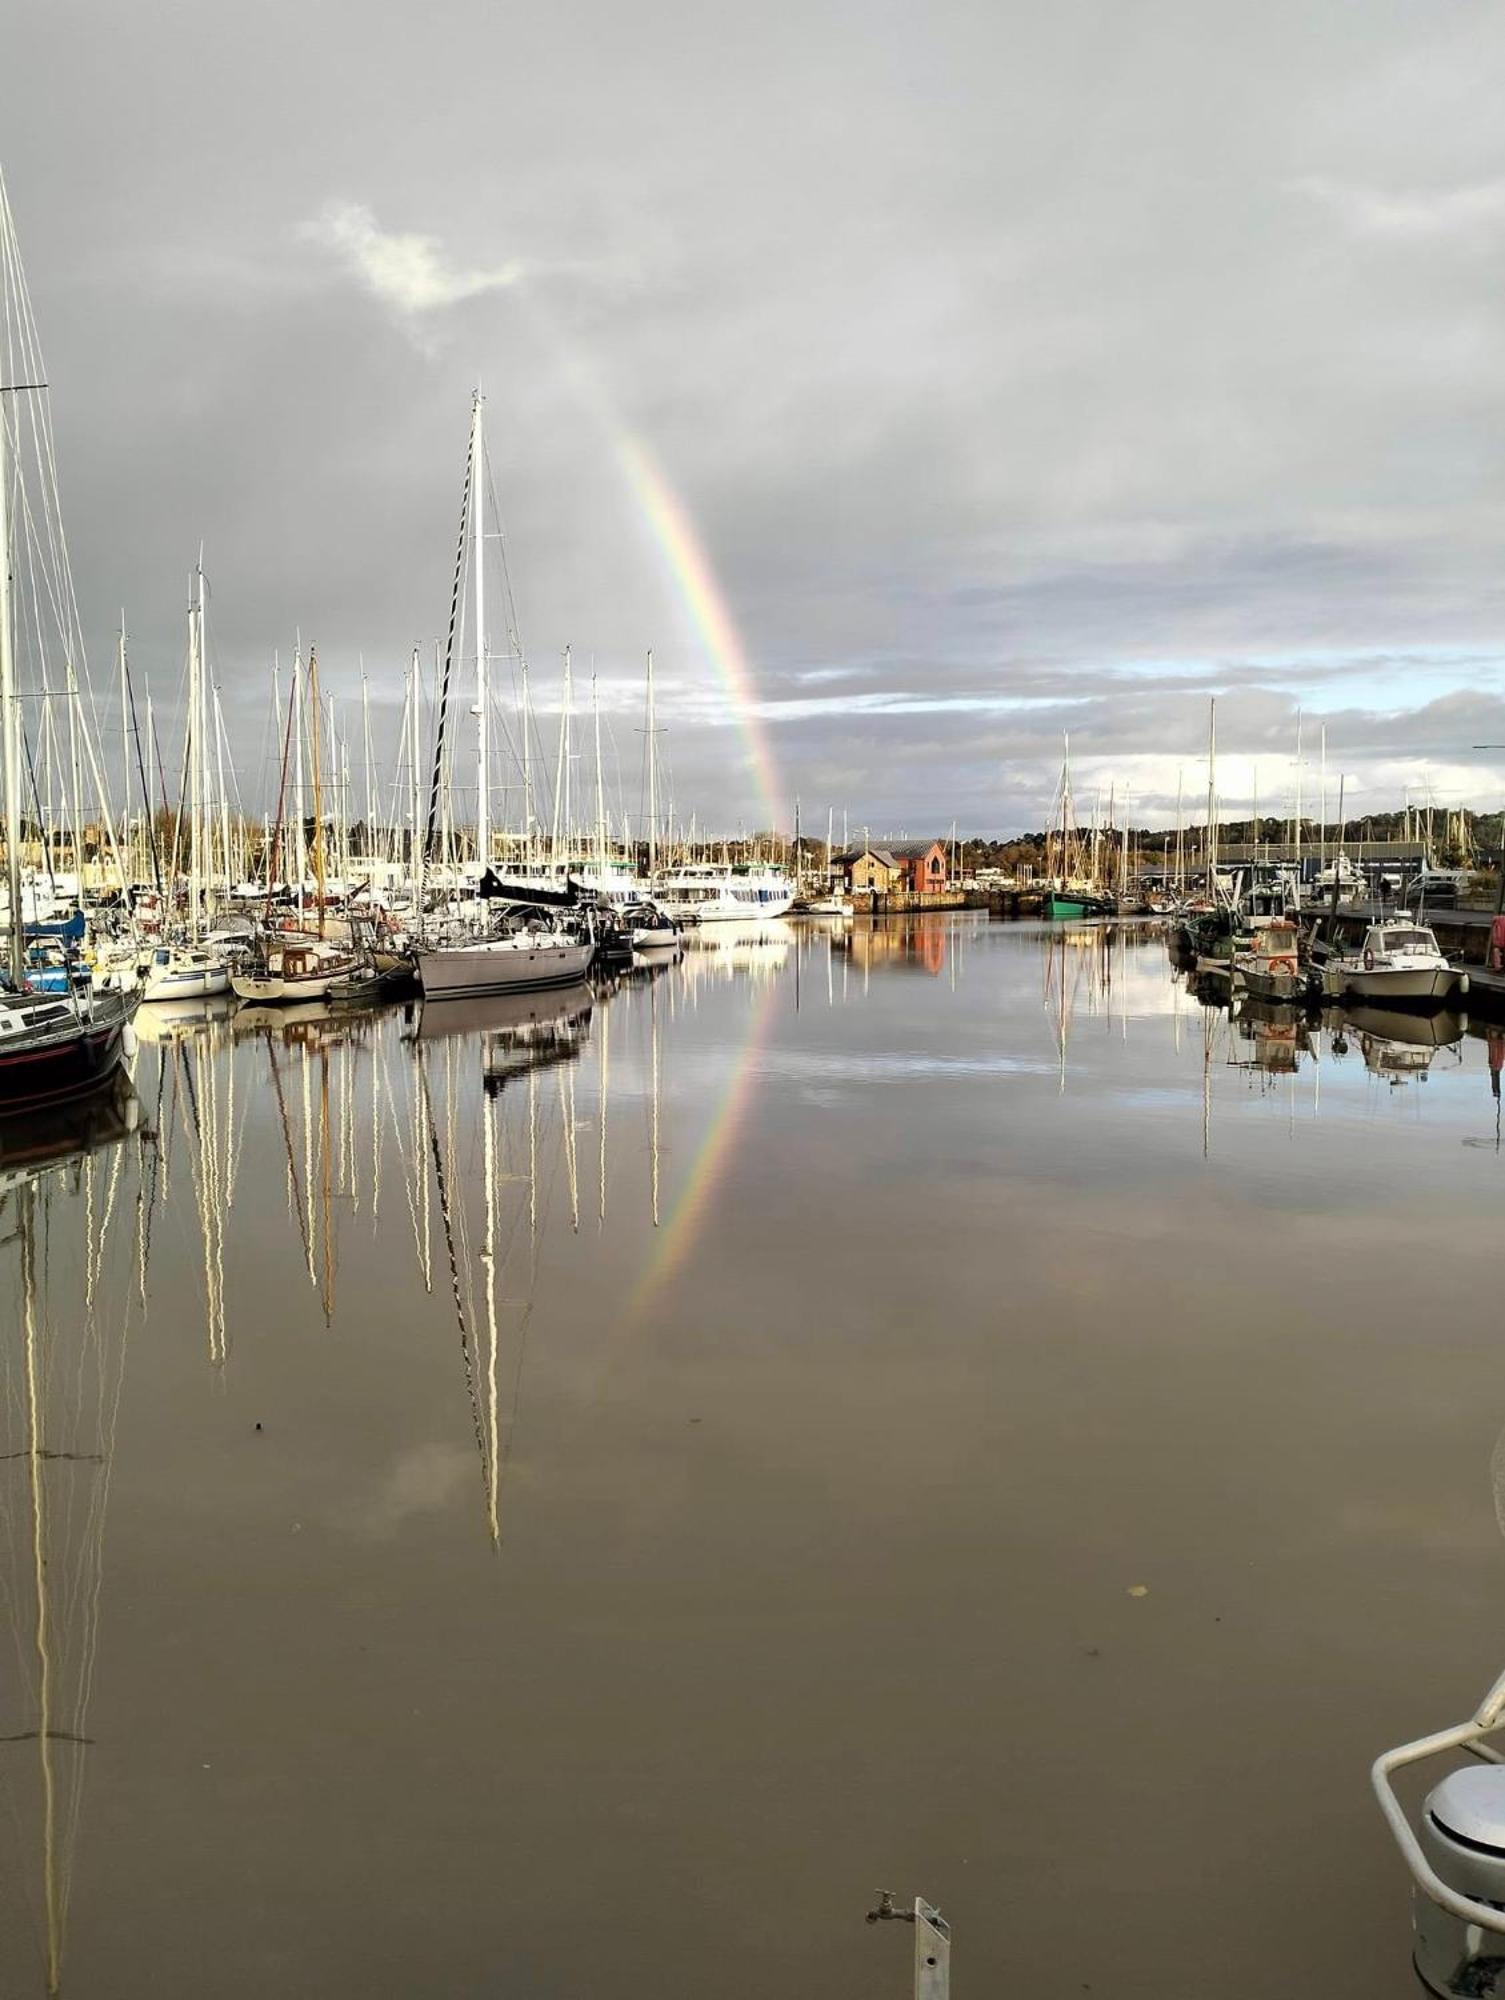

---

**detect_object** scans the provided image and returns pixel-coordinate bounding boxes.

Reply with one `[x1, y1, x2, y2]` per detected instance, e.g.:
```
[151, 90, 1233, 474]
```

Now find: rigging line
[422, 417, 475, 871]
[265, 1034, 313, 1277]
[122, 638, 162, 896]
[417, 1052, 491, 1508]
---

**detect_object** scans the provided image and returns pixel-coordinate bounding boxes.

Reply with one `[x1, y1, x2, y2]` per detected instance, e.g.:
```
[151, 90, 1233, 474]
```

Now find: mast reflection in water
[0, 919, 1502, 1998]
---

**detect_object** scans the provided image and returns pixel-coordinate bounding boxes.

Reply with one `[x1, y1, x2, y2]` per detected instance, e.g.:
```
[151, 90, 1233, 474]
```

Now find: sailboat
[1, 177, 138, 1112]
[413, 395, 595, 1001]
[232, 648, 364, 1002]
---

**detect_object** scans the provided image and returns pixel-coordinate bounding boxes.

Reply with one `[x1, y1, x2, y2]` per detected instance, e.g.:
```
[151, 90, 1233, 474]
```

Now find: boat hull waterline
[414, 938, 594, 1001]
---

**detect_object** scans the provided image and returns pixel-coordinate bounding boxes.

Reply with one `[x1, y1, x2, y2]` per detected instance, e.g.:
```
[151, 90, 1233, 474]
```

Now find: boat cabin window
[1382, 928, 1432, 951]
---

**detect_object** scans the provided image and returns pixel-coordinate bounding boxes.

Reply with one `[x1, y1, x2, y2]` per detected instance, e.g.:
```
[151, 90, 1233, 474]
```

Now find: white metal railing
[1373, 1660, 1505, 1932]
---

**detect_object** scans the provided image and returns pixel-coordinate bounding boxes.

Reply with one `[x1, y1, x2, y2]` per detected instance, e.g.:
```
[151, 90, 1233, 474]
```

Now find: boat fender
[1363, 948, 1374, 971]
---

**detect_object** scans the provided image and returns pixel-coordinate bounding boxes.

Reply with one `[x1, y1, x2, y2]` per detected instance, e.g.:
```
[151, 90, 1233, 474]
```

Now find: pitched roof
[834, 838, 946, 863]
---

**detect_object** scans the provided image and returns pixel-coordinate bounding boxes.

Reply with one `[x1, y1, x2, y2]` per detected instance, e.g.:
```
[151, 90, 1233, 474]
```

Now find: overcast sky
[5, 0, 1505, 836]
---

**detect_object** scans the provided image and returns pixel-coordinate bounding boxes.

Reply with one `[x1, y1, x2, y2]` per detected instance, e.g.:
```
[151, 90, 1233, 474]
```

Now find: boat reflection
[132, 992, 238, 1045]
[1233, 996, 1315, 1075]
[0, 1068, 150, 1995]
[0, 1069, 144, 1187]
[481, 986, 593, 1094]
[1330, 1005, 1467, 1087]
[678, 918, 790, 981]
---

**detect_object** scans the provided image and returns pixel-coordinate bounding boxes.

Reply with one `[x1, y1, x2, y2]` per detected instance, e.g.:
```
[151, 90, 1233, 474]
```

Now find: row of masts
[1045, 699, 1474, 897]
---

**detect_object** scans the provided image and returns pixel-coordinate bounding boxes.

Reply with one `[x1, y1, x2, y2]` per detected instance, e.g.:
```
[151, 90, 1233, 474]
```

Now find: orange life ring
[1269, 954, 1297, 974]
[1363, 947, 1375, 971]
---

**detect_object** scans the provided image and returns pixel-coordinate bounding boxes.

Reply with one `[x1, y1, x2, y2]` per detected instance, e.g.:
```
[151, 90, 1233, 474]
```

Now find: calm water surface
[3, 914, 1503, 1997]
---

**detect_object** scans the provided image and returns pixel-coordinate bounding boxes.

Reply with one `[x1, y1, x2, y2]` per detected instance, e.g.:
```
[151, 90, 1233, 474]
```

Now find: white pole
[0, 389, 24, 986]
[189, 566, 204, 939]
[645, 649, 657, 881]
[472, 391, 488, 871]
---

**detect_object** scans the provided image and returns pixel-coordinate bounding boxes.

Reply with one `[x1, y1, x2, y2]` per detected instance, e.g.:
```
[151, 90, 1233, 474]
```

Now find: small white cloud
[1293, 175, 1505, 240]
[301, 199, 525, 314]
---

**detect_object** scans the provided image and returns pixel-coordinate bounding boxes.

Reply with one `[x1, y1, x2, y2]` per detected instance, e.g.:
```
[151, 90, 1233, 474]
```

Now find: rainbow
[613, 430, 783, 831]
[625, 972, 780, 1326]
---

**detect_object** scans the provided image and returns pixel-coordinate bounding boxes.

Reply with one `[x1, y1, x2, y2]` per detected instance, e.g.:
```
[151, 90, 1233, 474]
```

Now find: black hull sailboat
[0, 990, 137, 1116]
[1, 178, 137, 1121]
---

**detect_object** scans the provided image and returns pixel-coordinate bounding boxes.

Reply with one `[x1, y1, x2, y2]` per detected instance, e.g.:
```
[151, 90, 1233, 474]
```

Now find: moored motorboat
[1321, 921, 1467, 1008]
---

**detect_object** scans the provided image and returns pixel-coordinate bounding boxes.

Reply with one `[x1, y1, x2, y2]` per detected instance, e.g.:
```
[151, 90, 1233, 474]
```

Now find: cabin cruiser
[653, 865, 795, 923]
[1314, 852, 1364, 899]
[1321, 921, 1466, 1007]
[621, 898, 680, 950]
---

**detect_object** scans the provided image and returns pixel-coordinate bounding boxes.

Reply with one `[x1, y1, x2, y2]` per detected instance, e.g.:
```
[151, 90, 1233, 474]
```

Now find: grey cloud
[4, 0, 1505, 836]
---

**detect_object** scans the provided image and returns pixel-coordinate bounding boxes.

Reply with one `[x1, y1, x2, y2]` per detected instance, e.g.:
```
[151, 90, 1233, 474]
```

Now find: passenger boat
[653, 865, 795, 922]
[1320, 920, 1467, 1007]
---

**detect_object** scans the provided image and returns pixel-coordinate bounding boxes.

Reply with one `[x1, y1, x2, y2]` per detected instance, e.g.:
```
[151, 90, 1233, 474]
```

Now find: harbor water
[3, 913, 1503, 1997]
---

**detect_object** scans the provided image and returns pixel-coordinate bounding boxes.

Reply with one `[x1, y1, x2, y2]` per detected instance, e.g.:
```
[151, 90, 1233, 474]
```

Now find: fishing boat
[1041, 884, 1114, 920]
[1321, 920, 1467, 1007]
[1231, 916, 1305, 1003]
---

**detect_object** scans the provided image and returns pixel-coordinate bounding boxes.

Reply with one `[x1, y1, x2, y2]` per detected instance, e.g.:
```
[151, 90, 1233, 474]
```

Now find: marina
[5, 1, 1505, 1982]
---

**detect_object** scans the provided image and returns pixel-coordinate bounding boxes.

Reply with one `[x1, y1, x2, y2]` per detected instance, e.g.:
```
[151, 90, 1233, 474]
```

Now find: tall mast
[214, 684, 232, 894]
[645, 650, 658, 879]
[188, 563, 204, 940]
[308, 647, 327, 937]
[361, 661, 374, 863]
[592, 668, 606, 877]
[521, 656, 532, 872]
[1293, 706, 1303, 902]
[1205, 697, 1217, 890]
[1, 382, 24, 986]
[1319, 723, 1328, 878]
[471, 391, 488, 872]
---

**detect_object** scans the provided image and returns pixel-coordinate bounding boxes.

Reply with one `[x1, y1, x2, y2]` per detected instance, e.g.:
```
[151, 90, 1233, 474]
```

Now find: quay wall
[848, 889, 974, 915]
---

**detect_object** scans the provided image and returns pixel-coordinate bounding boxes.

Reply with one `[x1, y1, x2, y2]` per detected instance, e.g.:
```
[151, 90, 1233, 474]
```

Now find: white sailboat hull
[231, 969, 344, 1003]
[414, 937, 593, 1000]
